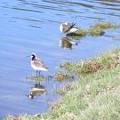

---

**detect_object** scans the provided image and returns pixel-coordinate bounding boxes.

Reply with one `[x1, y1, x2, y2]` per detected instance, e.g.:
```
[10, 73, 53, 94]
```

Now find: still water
[0, 0, 120, 118]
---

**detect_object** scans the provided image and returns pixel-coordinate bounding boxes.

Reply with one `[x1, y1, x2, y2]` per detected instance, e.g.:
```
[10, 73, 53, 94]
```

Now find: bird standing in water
[30, 53, 48, 76]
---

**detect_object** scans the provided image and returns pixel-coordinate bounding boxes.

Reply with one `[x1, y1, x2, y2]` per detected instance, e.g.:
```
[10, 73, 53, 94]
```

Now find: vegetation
[61, 49, 120, 76]
[6, 49, 120, 120]
[88, 22, 119, 36]
[26, 76, 46, 81]
[67, 22, 119, 37]
[54, 73, 72, 81]
[67, 28, 87, 37]
[92, 22, 119, 30]
[54, 69, 74, 81]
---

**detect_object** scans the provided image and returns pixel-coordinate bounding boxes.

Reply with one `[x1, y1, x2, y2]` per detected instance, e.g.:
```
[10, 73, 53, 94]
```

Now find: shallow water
[0, 0, 120, 118]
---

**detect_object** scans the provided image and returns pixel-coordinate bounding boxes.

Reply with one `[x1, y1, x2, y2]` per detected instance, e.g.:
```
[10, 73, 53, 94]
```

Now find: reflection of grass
[26, 76, 46, 81]
[9, 49, 120, 120]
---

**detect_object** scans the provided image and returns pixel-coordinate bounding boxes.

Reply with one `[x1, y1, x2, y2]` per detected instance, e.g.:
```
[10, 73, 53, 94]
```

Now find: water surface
[0, 0, 120, 118]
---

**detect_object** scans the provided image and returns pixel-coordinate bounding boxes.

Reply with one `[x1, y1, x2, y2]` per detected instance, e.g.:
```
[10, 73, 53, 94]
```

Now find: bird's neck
[32, 56, 35, 61]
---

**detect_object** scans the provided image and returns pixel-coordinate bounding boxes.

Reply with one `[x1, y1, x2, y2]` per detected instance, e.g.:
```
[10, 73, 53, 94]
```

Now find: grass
[26, 76, 46, 81]
[92, 22, 119, 29]
[54, 73, 72, 81]
[61, 49, 120, 76]
[54, 69, 74, 81]
[67, 22, 119, 37]
[6, 49, 120, 120]
[66, 28, 87, 37]
[88, 22, 119, 36]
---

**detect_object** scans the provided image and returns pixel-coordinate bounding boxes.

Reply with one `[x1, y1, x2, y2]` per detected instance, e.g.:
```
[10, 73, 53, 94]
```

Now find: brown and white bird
[60, 22, 78, 34]
[30, 53, 48, 75]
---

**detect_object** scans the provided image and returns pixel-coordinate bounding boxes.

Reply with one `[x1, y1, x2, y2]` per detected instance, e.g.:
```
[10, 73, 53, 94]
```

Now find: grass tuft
[67, 22, 119, 37]
[67, 28, 87, 37]
[26, 76, 46, 81]
[92, 22, 119, 29]
[62, 49, 120, 76]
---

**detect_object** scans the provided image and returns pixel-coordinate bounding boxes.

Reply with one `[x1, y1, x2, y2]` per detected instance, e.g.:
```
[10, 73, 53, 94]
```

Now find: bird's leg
[48, 75, 53, 81]
[36, 70, 38, 77]
[38, 81, 41, 85]
[39, 71, 41, 77]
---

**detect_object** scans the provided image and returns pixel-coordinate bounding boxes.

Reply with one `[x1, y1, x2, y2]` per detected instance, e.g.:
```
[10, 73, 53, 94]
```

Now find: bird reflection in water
[59, 36, 78, 49]
[27, 83, 47, 99]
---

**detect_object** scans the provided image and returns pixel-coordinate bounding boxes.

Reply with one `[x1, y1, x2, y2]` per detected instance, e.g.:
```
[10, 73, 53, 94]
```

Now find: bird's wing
[34, 59, 47, 68]
[63, 23, 75, 33]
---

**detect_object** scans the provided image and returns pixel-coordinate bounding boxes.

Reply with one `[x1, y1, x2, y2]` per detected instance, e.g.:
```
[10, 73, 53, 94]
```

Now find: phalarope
[30, 53, 48, 76]
[60, 22, 78, 34]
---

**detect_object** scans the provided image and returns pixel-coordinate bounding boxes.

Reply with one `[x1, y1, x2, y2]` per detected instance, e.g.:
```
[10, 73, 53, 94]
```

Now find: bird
[30, 53, 48, 76]
[60, 22, 78, 34]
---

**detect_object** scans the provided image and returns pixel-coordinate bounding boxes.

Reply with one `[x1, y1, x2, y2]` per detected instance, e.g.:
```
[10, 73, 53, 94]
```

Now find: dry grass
[67, 22, 119, 37]
[61, 49, 120, 76]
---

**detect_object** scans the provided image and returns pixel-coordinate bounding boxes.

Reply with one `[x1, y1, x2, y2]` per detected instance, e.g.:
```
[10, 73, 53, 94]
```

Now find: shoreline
[7, 49, 120, 120]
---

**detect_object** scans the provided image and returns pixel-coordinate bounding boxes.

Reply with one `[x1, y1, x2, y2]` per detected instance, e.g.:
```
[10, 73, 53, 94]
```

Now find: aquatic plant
[92, 22, 119, 29]
[26, 76, 46, 81]
[67, 22, 119, 37]
[66, 28, 87, 37]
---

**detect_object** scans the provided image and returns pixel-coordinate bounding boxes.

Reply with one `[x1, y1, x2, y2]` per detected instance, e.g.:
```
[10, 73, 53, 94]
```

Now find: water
[0, 0, 120, 118]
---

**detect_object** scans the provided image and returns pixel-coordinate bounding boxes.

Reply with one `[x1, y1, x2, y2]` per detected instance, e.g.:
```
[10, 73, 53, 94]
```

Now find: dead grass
[61, 49, 120, 76]
[67, 22, 119, 37]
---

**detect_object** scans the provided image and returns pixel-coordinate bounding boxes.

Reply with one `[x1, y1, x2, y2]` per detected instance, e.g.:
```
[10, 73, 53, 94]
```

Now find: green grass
[26, 76, 46, 81]
[66, 22, 119, 37]
[66, 28, 87, 37]
[46, 66, 120, 120]
[60, 49, 120, 76]
[92, 22, 119, 29]
[88, 22, 119, 36]
[6, 49, 120, 120]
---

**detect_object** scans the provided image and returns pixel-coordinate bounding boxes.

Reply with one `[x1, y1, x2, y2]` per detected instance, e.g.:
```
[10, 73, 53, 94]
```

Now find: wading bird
[30, 53, 48, 76]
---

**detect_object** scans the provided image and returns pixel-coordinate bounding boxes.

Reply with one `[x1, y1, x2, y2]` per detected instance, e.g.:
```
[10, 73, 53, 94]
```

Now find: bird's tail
[43, 67, 48, 71]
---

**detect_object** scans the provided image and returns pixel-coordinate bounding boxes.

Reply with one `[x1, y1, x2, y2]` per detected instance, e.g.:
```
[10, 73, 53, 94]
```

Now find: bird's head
[60, 23, 68, 33]
[31, 53, 36, 60]
[60, 22, 75, 33]
[28, 92, 34, 99]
